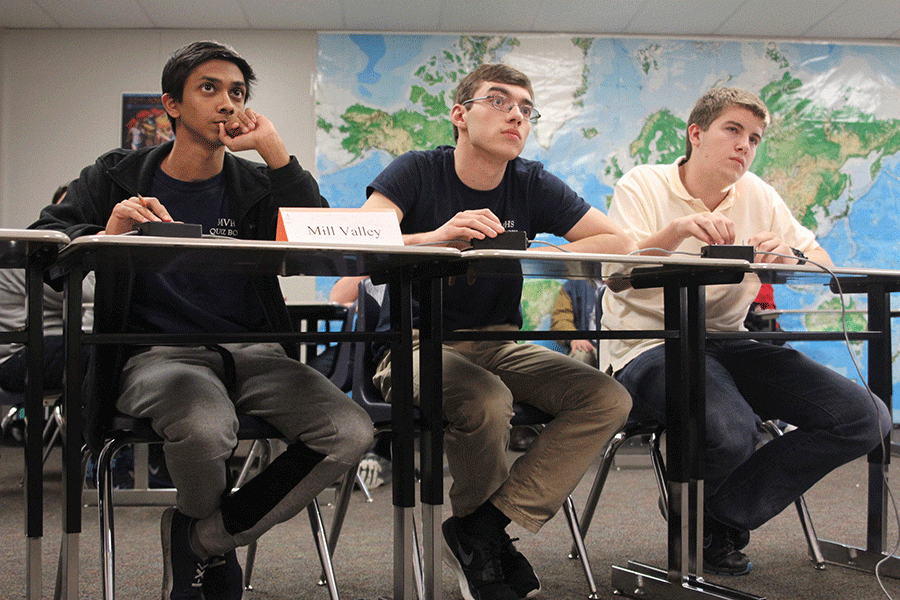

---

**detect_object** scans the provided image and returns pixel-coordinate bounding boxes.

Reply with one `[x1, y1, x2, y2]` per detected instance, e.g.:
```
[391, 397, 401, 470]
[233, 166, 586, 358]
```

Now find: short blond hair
[685, 88, 770, 159]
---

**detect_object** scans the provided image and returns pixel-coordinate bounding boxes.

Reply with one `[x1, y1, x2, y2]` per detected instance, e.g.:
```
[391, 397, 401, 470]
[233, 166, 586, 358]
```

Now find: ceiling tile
[717, 0, 845, 38]
[0, 0, 60, 28]
[30, 0, 156, 28]
[804, 0, 900, 39]
[341, 0, 443, 31]
[135, 0, 249, 29]
[529, 0, 648, 34]
[625, 0, 747, 36]
[242, 0, 345, 30]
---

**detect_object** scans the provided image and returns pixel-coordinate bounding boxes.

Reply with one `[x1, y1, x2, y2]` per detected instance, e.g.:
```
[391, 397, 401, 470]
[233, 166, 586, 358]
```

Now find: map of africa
[315, 34, 900, 418]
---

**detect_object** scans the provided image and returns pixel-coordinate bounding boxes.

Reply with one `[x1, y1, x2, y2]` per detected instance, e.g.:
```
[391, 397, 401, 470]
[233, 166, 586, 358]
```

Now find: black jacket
[30, 140, 328, 450]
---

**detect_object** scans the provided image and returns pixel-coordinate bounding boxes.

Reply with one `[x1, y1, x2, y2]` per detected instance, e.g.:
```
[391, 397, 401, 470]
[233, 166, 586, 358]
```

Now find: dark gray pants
[118, 343, 373, 555]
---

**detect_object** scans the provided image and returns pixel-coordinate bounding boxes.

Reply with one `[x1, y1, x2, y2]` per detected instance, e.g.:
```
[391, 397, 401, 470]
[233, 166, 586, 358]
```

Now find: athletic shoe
[357, 452, 391, 489]
[442, 516, 518, 600]
[203, 550, 243, 600]
[497, 532, 540, 598]
[160, 507, 207, 599]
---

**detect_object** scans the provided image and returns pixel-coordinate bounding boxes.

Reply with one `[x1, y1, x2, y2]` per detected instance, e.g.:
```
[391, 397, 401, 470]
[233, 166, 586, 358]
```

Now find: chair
[287, 302, 353, 391]
[326, 280, 604, 599]
[1, 387, 63, 475]
[84, 412, 340, 600]
[70, 289, 345, 600]
[567, 419, 827, 570]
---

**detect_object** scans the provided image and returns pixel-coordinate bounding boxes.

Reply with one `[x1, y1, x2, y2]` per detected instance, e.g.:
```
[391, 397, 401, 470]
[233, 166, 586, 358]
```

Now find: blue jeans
[615, 339, 891, 530]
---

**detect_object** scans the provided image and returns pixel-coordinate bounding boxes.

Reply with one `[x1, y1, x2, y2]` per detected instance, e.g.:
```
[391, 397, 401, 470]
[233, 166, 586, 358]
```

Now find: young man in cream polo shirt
[601, 87, 890, 576]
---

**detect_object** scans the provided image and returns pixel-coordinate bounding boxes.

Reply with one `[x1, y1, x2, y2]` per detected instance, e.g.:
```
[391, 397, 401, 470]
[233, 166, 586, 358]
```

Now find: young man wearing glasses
[362, 63, 635, 600]
[601, 87, 890, 576]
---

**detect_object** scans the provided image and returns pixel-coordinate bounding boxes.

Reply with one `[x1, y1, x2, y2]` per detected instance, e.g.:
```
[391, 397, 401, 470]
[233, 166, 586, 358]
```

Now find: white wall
[0, 28, 319, 300]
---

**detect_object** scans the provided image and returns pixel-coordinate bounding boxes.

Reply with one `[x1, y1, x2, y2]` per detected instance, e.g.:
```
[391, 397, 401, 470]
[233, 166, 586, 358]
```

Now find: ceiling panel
[529, 0, 647, 34]
[625, 0, 748, 36]
[0, 0, 59, 28]
[33, 0, 155, 28]
[0, 0, 899, 42]
[717, 0, 846, 38]
[804, 0, 900, 40]
[341, 0, 444, 32]
[134, 0, 250, 29]
[438, 0, 529, 33]
[243, 0, 346, 30]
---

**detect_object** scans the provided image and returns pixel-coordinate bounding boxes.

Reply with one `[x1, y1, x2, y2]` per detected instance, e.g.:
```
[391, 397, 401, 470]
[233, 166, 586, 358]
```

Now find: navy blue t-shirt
[129, 168, 267, 334]
[367, 146, 590, 331]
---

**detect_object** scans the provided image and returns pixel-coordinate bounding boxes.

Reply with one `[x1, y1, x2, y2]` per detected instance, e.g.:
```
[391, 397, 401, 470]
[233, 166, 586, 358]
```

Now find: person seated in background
[0, 186, 95, 451]
[0, 186, 93, 396]
[326, 275, 392, 489]
[549, 279, 604, 367]
[601, 86, 891, 576]
[504, 277, 608, 454]
[31, 41, 372, 600]
[362, 63, 635, 600]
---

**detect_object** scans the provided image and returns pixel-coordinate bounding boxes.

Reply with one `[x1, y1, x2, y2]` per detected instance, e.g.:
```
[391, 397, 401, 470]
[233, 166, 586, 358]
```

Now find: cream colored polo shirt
[600, 159, 820, 373]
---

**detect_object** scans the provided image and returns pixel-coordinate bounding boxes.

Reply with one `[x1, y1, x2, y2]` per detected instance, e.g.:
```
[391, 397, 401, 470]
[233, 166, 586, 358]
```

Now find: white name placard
[276, 208, 403, 246]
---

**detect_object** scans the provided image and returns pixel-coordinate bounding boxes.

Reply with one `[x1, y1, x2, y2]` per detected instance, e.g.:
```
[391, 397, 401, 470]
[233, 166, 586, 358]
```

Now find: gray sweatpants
[117, 342, 373, 556]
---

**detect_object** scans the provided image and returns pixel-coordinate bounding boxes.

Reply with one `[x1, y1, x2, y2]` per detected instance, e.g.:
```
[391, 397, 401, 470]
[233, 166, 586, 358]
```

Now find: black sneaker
[442, 516, 518, 600]
[703, 517, 752, 576]
[203, 550, 243, 600]
[161, 507, 207, 599]
[497, 533, 540, 599]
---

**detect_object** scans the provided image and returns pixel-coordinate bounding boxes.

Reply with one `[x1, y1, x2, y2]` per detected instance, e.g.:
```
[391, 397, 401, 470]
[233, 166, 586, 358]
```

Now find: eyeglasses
[462, 94, 541, 122]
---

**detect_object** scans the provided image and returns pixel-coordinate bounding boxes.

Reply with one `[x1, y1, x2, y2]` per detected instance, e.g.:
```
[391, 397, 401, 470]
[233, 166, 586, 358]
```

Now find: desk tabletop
[751, 262, 900, 291]
[0, 228, 70, 268]
[52, 234, 460, 278]
[460, 248, 750, 279]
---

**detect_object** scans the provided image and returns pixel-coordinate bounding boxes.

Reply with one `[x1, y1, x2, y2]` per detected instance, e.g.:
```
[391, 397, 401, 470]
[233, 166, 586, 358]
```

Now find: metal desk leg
[24, 254, 45, 600]
[391, 275, 418, 600]
[59, 265, 85, 599]
[815, 283, 899, 575]
[419, 277, 443, 600]
[612, 282, 764, 600]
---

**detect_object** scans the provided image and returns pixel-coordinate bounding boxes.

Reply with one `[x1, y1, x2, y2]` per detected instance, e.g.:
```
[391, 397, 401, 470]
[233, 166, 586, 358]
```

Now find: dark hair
[51, 185, 68, 205]
[452, 63, 534, 141]
[685, 87, 770, 160]
[161, 41, 256, 133]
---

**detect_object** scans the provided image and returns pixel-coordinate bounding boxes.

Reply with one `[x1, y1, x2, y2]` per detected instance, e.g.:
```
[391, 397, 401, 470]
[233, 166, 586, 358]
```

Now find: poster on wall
[121, 93, 173, 150]
[315, 33, 900, 409]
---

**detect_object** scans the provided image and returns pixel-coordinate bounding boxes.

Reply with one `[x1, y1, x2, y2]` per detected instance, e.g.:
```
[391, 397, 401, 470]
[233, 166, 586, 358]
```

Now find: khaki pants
[374, 326, 631, 533]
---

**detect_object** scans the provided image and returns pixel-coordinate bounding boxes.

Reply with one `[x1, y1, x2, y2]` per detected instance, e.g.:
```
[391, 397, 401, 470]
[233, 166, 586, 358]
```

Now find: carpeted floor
[2, 441, 900, 600]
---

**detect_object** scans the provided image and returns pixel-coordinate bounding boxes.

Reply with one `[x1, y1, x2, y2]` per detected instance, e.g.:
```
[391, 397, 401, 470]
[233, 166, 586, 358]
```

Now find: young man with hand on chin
[32, 41, 372, 600]
[601, 87, 890, 576]
[362, 63, 635, 600]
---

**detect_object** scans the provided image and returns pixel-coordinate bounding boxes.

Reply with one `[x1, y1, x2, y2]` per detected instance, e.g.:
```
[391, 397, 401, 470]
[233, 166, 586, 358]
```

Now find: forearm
[255, 132, 290, 170]
[637, 222, 688, 254]
[551, 233, 637, 255]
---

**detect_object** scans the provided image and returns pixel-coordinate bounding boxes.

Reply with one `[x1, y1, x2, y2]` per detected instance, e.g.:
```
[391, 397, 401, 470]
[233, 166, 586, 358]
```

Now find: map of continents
[316, 34, 900, 417]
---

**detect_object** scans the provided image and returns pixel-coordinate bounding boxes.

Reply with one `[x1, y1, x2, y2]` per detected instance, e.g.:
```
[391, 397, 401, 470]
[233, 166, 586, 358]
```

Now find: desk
[747, 263, 900, 579]
[610, 262, 900, 599]
[49, 234, 457, 600]
[407, 249, 751, 600]
[411, 251, 900, 600]
[0, 228, 70, 600]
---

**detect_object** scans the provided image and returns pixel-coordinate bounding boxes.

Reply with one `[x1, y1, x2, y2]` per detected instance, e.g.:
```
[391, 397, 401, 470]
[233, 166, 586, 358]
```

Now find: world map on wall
[315, 33, 900, 418]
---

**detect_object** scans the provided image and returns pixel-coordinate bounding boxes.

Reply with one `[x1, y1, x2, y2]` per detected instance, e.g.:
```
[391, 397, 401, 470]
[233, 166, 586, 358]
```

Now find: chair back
[323, 304, 355, 392]
[351, 280, 393, 424]
[294, 303, 355, 392]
